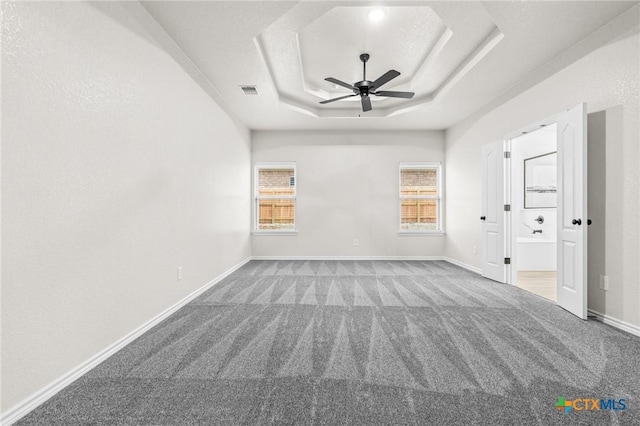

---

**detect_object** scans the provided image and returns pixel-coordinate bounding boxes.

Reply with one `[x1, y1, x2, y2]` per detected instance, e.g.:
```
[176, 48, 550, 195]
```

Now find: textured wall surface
[251, 130, 446, 257]
[1, 2, 251, 411]
[445, 33, 640, 327]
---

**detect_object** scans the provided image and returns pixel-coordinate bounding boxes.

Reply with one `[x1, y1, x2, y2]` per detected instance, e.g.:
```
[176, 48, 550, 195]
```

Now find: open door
[557, 103, 588, 319]
[481, 141, 506, 283]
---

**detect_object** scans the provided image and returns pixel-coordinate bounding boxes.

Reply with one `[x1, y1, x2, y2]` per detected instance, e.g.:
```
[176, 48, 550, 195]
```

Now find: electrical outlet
[353, 239, 359, 247]
[177, 266, 183, 281]
[473, 245, 477, 255]
[599, 275, 609, 291]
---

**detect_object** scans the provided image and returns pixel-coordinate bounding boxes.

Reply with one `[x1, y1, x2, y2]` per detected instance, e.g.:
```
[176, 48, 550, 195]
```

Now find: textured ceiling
[141, 1, 639, 130]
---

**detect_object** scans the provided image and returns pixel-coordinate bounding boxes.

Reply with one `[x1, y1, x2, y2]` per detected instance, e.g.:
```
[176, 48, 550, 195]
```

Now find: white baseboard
[251, 256, 445, 261]
[588, 309, 640, 338]
[0, 257, 251, 426]
[443, 257, 482, 274]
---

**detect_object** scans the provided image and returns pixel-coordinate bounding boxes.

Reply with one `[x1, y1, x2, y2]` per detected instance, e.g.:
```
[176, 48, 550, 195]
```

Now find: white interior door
[557, 103, 588, 319]
[481, 141, 506, 283]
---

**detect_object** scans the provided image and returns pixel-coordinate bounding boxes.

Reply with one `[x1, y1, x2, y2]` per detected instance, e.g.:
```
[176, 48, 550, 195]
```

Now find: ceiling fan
[319, 53, 415, 112]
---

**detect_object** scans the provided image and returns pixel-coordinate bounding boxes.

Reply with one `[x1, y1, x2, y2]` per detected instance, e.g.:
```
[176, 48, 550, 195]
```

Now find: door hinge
[504, 151, 511, 158]
[504, 204, 511, 211]
[504, 257, 511, 265]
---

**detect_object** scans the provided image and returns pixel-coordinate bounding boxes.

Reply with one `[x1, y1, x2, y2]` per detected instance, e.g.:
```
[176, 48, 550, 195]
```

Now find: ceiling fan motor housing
[354, 80, 373, 96]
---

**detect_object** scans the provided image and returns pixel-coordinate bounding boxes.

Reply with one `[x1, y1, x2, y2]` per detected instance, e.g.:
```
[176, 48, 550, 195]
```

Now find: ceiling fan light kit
[319, 53, 415, 112]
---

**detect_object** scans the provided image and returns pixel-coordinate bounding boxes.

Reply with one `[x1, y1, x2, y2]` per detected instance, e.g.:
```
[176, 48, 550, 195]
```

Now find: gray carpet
[17, 260, 640, 425]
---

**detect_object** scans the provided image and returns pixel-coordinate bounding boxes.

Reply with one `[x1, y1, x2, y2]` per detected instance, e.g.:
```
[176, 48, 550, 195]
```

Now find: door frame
[491, 105, 588, 320]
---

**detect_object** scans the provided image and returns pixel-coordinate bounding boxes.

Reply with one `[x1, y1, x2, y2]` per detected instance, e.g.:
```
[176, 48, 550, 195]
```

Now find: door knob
[572, 218, 582, 225]
[480, 216, 486, 221]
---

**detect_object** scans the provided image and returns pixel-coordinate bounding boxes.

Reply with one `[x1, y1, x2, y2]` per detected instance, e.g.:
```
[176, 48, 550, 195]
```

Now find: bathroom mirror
[524, 151, 557, 209]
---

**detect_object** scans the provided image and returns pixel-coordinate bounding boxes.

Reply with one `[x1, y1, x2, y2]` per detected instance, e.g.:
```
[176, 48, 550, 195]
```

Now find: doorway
[509, 125, 558, 302]
[481, 103, 587, 319]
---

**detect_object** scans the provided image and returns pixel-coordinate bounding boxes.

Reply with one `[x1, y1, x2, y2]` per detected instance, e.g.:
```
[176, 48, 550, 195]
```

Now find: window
[255, 163, 296, 231]
[399, 163, 442, 232]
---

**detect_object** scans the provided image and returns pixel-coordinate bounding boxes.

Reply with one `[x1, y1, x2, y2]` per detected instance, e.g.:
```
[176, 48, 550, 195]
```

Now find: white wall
[445, 33, 640, 328]
[252, 131, 445, 258]
[1, 2, 251, 411]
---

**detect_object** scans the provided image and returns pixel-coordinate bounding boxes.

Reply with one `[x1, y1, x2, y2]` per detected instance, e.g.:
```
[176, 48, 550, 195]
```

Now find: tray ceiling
[141, 1, 638, 130]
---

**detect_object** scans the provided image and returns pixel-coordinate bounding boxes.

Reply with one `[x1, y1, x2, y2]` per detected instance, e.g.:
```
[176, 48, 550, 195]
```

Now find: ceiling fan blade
[371, 70, 400, 89]
[325, 77, 355, 90]
[374, 90, 415, 99]
[319, 94, 357, 104]
[361, 95, 372, 112]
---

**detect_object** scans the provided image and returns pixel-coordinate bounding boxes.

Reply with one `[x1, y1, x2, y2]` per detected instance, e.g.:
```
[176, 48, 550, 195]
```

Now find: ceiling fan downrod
[360, 53, 369, 81]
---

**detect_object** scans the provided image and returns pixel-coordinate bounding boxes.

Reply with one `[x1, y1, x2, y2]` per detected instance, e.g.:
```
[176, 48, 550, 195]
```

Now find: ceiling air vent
[240, 85, 259, 95]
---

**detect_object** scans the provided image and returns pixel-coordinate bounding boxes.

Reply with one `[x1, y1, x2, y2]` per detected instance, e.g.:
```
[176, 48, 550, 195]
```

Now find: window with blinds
[255, 164, 296, 231]
[399, 163, 442, 232]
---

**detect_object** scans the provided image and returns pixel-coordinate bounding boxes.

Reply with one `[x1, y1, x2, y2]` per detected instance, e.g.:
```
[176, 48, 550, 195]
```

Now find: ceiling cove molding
[432, 26, 504, 101]
[411, 27, 454, 90]
[254, 35, 319, 118]
[388, 26, 504, 118]
[295, 33, 326, 99]
[255, 5, 503, 119]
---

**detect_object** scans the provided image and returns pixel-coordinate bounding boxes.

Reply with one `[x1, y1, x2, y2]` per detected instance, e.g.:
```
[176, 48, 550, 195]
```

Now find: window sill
[252, 230, 298, 236]
[398, 231, 445, 236]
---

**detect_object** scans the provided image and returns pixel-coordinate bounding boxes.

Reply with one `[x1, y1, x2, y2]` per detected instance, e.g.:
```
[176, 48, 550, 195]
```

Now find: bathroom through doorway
[510, 125, 558, 302]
